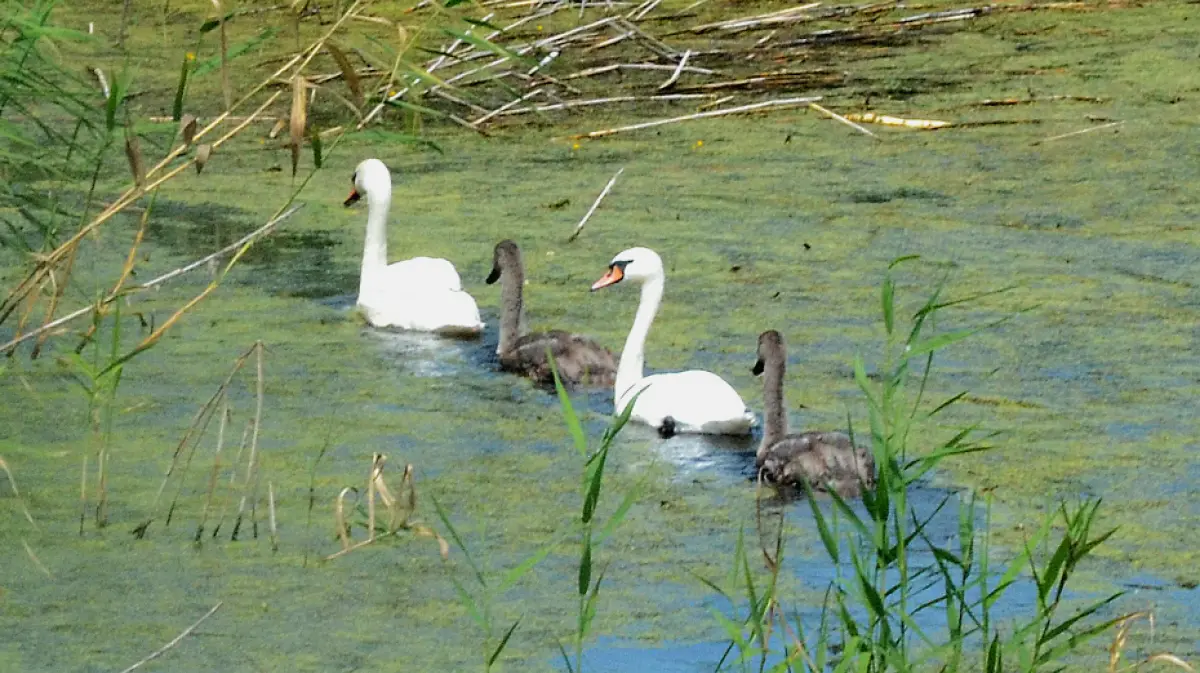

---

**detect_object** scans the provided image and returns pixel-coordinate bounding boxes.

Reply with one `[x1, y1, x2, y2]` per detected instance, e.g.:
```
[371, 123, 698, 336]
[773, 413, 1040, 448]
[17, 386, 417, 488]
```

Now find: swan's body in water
[752, 330, 875, 497]
[344, 158, 483, 335]
[486, 240, 616, 388]
[591, 247, 754, 437]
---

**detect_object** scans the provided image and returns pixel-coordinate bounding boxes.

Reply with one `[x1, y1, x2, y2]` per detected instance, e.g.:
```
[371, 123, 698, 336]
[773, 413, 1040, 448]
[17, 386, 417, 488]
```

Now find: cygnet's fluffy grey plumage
[486, 240, 616, 388]
[752, 330, 875, 497]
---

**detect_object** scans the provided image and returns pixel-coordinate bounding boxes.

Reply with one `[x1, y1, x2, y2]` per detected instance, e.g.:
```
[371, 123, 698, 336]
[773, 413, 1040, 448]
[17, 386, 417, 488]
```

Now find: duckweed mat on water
[3, 0, 1200, 670]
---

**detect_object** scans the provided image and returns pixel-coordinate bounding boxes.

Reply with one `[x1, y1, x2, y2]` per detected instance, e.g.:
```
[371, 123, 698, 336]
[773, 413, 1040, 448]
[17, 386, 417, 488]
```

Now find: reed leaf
[171, 53, 191, 121]
[178, 113, 198, 146]
[289, 74, 307, 176]
[325, 41, 362, 107]
[488, 618, 521, 667]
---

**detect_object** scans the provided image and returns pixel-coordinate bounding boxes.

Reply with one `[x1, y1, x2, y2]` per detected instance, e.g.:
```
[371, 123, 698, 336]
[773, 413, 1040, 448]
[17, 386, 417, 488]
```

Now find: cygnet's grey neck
[759, 345, 789, 457]
[497, 254, 526, 355]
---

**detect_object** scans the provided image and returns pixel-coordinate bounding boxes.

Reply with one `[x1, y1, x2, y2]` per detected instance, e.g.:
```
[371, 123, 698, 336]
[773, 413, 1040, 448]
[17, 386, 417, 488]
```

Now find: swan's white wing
[359, 288, 482, 334]
[377, 257, 462, 291]
[618, 370, 754, 436]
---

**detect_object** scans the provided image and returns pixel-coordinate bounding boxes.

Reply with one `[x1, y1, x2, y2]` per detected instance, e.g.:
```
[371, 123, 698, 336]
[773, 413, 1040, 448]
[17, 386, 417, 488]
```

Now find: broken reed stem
[471, 88, 544, 126]
[0, 204, 303, 355]
[195, 403, 230, 542]
[0, 456, 38, 530]
[367, 453, 382, 542]
[268, 481, 278, 552]
[232, 341, 266, 541]
[212, 423, 251, 539]
[79, 454, 87, 535]
[116, 602, 223, 673]
[136, 344, 256, 538]
[568, 167, 625, 242]
[657, 49, 691, 90]
[569, 96, 821, 139]
[1031, 120, 1123, 145]
[22, 540, 52, 577]
[808, 101, 879, 139]
[498, 93, 713, 116]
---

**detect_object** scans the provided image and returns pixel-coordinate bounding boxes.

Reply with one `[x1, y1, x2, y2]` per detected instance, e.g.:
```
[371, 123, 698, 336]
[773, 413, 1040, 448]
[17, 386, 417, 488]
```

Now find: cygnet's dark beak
[751, 357, 765, 376]
[343, 188, 362, 207]
[485, 265, 501, 285]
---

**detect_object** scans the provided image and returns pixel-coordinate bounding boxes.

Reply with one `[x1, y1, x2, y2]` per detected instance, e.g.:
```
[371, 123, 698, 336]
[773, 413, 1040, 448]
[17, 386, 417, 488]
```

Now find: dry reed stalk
[657, 49, 691, 90]
[195, 404, 230, 542]
[1031, 120, 1123, 145]
[0, 203, 302, 356]
[325, 455, 448, 561]
[232, 341, 266, 541]
[325, 42, 363, 107]
[0, 456, 37, 529]
[179, 113, 198, 145]
[211, 0, 232, 111]
[289, 74, 308, 175]
[615, 17, 677, 58]
[21, 540, 51, 577]
[134, 344, 256, 538]
[334, 487, 355, 549]
[78, 454, 87, 535]
[0, 89, 284, 323]
[808, 102, 880, 139]
[569, 96, 820, 139]
[30, 242, 77, 359]
[497, 93, 713, 116]
[471, 88, 544, 126]
[843, 111, 951, 129]
[3, 0, 363, 317]
[568, 167, 624, 242]
[367, 453, 382, 542]
[211, 423, 251, 539]
[117, 602, 223, 673]
[268, 481, 278, 552]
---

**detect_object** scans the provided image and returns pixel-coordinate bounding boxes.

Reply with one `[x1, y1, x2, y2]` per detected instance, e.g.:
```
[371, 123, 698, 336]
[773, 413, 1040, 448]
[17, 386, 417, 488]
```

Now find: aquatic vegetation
[702, 261, 1190, 673]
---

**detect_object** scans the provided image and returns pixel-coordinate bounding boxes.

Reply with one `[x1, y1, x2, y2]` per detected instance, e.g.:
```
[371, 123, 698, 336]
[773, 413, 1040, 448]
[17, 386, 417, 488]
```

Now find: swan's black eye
[350, 172, 357, 184]
[611, 260, 631, 271]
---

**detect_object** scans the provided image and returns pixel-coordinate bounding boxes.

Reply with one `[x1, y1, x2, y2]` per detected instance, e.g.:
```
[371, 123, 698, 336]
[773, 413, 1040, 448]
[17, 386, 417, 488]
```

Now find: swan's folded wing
[378, 257, 463, 291]
[505, 331, 617, 387]
[762, 431, 875, 496]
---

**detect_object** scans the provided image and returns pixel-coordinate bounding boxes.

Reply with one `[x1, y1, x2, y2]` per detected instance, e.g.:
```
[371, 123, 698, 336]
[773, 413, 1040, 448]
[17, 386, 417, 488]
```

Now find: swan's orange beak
[344, 188, 362, 207]
[590, 265, 624, 291]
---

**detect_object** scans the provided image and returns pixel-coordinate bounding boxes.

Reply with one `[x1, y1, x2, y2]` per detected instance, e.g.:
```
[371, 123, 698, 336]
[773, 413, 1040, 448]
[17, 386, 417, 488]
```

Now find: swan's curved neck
[360, 188, 392, 297]
[498, 260, 526, 355]
[759, 351, 788, 457]
[615, 275, 662, 403]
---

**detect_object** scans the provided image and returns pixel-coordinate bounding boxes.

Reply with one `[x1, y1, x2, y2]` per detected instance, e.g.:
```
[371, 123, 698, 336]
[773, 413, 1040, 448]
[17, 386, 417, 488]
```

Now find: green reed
[699, 259, 1157, 673]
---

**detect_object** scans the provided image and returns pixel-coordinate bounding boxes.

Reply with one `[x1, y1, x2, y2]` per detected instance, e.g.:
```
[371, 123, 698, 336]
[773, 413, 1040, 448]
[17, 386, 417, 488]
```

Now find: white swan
[590, 247, 755, 437]
[344, 158, 483, 335]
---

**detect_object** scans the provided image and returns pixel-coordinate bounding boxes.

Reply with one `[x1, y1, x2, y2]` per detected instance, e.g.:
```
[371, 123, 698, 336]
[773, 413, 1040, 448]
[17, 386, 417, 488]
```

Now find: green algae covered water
[2, 1, 1200, 670]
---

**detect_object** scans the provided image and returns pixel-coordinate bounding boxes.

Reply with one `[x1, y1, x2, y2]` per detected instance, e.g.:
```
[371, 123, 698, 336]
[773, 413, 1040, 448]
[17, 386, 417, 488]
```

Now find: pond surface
[2, 1, 1199, 670]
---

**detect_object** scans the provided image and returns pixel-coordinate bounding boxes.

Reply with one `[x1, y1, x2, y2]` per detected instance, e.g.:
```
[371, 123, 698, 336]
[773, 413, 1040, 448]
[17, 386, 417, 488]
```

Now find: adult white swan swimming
[590, 247, 755, 437]
[344, 158, 483, 335]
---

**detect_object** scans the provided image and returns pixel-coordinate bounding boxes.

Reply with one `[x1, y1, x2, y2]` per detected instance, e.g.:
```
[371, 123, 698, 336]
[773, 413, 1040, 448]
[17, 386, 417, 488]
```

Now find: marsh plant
[432, 357, 641, 673]
[702, 259, 1187, 673]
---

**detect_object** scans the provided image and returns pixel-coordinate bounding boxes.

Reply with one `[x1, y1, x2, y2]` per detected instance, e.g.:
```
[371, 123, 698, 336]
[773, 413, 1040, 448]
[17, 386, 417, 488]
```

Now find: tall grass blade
[547, 350, 587, 457]
[497, 544, 553, 593]
[488, 618, 522, 667]
[171, 53, 191, 121]
[430, 494, 486, 588]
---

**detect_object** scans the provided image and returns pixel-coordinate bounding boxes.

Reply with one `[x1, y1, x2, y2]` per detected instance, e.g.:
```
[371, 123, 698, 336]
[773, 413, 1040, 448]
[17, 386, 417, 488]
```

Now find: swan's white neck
[615, 274, 663, 404]
[359, 186, 392, 298]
